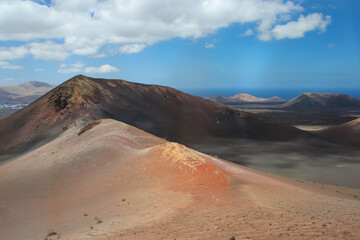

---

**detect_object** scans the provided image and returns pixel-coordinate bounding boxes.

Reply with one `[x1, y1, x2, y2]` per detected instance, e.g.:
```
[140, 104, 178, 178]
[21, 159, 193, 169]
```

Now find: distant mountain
[283, 93, 360, 108]
[209, 93, 286, 104]
[317, 118, 360, 145]
[0, 75, 307, 155]
[0, 81, 56, 104]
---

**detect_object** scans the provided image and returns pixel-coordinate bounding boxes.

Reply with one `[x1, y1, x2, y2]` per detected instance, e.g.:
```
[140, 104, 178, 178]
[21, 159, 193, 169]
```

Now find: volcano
[283, 92, 360, 108]
[0, 75, 307, 156]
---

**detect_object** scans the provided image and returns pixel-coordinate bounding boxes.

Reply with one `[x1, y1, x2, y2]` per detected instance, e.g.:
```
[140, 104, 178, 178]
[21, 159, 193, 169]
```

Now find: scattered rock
[94, 216, 103, 224]
[44, 231, 57, 240]
[78, 120, 101, 136]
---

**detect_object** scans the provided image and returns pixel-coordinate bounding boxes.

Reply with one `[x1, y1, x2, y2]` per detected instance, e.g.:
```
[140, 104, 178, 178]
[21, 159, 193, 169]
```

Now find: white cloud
[58, 61, 84, 73]
[28, 41, 69, 61]
[119, 44, 147, 54]
[328, 43, 335, 49]
[57, 61, 118, 74]
[34, 68, 44, 71]
[84, 64, 119, 74]
[0, 0, 330, 60]
[0, 61, 23, 69]
[241, 29, 254, 37]
[60, 60, 85, 68]
[0, 46, 28, 60]
[271, 13, 331, 40]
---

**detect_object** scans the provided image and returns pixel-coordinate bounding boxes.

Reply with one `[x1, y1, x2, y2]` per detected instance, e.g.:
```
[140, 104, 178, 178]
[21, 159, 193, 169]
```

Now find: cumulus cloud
[57, 61, 119, 74]
[34, 68, 44, 71]
[28, 41, 69, 61]
[0, 61, 23, 69]
[84, 64, 119, 74]
[60, 61, 85, 69]
[119, 44, 147, 54]
[0, 46, 28, 60]
[0, 0, 331, 60]
[57, 60, 85, 73]
[271, 13, 331, 40]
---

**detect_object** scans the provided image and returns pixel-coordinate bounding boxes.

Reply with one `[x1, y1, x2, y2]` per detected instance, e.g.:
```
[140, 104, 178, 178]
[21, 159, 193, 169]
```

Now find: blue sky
[0, 0, 359, 90]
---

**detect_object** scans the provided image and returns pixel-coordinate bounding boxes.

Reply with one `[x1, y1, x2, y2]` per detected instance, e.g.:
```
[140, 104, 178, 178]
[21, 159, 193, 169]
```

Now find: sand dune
[0, 119, 358, 240]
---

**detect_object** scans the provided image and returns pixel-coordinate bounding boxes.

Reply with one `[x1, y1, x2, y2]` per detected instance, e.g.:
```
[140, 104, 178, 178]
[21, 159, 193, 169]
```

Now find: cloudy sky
[0, 0, 359, 89]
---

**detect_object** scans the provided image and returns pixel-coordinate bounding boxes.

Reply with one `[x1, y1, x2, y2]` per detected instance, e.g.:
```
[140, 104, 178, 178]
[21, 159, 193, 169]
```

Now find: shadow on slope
[0, 75, 309, 157]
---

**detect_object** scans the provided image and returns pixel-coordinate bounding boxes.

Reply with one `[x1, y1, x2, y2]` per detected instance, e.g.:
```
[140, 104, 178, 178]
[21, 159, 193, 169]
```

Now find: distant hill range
[283, 93, 360, 108]
[0, 75, 307, 156]
[210, 93, 286, 104]
[0, 81, 56, 104]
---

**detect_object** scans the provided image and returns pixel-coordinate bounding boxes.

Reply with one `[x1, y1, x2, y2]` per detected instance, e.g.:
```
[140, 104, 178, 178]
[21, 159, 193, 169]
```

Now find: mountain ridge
[0, 75, 308, 157]
[0, 81, 56, 104]
[283, 92, 360, 108]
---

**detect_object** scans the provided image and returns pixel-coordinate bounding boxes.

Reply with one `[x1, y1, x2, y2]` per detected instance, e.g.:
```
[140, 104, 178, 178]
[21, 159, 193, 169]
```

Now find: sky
[0, 0, 359, 90]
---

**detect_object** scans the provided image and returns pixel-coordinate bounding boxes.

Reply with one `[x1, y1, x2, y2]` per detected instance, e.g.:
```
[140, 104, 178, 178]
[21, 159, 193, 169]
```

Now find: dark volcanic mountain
[0, 81, 56, 104]
[317, 118, 360, 145]
[0, 75, 307, 156]
[210, 93, 286, 104]
[283, 93, 360, 108]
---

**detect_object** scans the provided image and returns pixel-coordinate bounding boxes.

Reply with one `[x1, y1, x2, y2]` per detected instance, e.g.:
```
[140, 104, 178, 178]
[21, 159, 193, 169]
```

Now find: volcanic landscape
[0, 75, 359, 240]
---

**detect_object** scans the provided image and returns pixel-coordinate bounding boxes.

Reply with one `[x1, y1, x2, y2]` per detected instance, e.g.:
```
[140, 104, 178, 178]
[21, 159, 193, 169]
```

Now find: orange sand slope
[0, 119, 359, 240]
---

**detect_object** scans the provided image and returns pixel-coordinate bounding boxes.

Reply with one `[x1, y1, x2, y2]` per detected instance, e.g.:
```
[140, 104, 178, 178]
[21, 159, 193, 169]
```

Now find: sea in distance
[181, 88, 360, 100]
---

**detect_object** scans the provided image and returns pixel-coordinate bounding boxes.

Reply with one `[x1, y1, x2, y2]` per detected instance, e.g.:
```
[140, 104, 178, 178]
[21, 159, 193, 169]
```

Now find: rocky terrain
[0, 75, 307, 157]
[0, 76, 359, 239]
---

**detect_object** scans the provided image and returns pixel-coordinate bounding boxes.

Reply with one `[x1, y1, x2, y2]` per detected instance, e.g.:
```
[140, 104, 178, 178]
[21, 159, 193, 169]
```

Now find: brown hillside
[317, 118, 360, 145]
[0, 75, 307, 156]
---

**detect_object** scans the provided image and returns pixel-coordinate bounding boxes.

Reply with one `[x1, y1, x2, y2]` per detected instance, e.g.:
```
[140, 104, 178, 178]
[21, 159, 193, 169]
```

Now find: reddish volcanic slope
[0, 75, 307, 156]
[0, 119, 358, 240]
